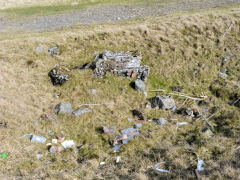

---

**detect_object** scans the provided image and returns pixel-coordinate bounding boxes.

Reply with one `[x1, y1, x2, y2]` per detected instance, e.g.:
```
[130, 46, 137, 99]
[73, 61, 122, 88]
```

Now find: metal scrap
[113, 128, 140, 152]
[153, 163, 169, 173]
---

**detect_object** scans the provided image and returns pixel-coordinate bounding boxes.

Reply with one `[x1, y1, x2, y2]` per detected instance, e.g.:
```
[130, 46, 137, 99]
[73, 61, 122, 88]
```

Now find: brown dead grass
[0, 5, 240, 179]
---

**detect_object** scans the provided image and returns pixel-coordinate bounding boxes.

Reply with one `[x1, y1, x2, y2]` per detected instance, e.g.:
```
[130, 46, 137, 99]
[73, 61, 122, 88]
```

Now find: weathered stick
[195, 169, 201, 180]
[234, 146, 240, 151]
[206, 113, 216, 121]
[79, 102, 115, 107]
[222, 23, 233, 38]
[232, 98, 240, 106]
[194, 100, 214, 129]
[168, 92, 205, 101]
[150, 89, 166, 92]
[150, 89, 207, 100]
[178, 98, 189, 109]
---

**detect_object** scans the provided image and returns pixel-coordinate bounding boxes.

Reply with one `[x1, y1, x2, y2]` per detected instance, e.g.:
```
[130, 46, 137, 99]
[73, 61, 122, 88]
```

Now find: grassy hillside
[0, 6, 240, 179]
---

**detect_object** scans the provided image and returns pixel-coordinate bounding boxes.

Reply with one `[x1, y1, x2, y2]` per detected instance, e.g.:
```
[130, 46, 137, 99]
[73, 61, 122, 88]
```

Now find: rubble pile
[48, 65, 70, 86]
[90, 51, 150, 81]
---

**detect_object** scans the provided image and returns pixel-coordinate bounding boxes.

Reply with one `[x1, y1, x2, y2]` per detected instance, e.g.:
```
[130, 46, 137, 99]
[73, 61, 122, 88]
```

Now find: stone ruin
[48, 51, 150, 85]
[91, 51, 150, 81]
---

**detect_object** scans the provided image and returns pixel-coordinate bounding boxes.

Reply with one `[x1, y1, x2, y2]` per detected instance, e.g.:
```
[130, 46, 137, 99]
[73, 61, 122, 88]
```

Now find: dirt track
[0, 0, 239, 32]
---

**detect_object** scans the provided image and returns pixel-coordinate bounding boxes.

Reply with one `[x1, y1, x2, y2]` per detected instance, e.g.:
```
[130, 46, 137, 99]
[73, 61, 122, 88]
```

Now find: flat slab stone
[151, 95, 175, 110]
[72, 108, 92, 116]
[55, 102, 73, 114]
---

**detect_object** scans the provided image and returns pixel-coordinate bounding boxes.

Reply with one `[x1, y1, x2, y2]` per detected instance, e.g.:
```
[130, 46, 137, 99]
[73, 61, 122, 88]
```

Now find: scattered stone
[154, 118, 167, 126]
[72, 108, 92, 116]
[171, 105, 177, 112]
[91, 51, 150, 81]
[48, 46, 60, 56]
[132, 109, 146, 121]
[30, 135, 46, 143]
[35, 46, 43, 53]
[221, 53, 233, 66]
[219, 72, 228, 77]
[54, 102, 73, 114]
[180, 108, 194, 117]
[134, 79, 146, 92]
[179, 108, 200, 118]
[151, 95, 176, 110]
[103, 126, 116, 135]
[48, 65, 70, 86]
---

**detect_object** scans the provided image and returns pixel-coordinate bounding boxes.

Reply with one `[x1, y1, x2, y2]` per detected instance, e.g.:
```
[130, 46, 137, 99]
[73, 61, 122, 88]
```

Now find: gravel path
[0, 0, 239, 32]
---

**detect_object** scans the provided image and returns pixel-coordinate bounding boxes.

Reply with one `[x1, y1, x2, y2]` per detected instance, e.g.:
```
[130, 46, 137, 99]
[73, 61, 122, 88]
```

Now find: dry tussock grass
[0, 6, 240, 179]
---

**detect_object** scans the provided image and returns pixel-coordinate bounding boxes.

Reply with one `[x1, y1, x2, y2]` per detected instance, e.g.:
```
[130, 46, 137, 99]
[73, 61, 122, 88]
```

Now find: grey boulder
[134, 79, 146, 92]
[55, 102, 73, 114]
[72, 108, 92, 116]
[154, 118, 167, 126]
[151, 95, 175, 110]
